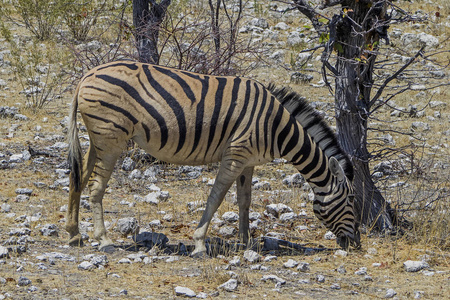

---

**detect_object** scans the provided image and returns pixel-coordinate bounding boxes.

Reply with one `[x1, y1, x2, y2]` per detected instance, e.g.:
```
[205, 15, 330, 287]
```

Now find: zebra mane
[267, 84, 354, 181]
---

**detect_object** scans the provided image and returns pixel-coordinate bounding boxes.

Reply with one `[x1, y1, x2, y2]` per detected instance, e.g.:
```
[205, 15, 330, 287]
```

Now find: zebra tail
[67, 84, 82, 193]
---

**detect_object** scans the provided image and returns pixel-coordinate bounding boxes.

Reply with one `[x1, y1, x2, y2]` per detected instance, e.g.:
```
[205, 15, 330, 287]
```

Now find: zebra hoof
[68, 235, 84, 247]
[99, 245, 115, 253]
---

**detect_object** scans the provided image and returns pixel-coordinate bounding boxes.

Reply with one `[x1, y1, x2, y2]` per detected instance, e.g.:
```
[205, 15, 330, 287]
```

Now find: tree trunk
[333, 0, 396, 230]
[133, 0, 171, 64]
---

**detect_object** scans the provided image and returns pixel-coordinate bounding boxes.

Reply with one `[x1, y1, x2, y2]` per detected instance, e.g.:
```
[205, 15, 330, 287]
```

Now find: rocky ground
[1, 0, 449, 299]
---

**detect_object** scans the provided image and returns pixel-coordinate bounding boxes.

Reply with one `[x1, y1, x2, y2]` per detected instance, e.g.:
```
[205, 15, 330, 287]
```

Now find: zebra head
[313, 157, 361, 250]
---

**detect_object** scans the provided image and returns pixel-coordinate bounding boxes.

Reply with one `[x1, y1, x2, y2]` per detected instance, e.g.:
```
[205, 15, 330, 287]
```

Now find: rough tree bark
[293, 0, 398, 230]
[332, 0, 398, 230]
[133, 0, 171, 64]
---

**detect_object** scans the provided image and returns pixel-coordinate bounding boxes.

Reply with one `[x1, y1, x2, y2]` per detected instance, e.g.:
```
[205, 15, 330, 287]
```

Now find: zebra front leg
[192, 157, 246, 258]
[236, 167, 254, 246]
[67, 144, 96, 246]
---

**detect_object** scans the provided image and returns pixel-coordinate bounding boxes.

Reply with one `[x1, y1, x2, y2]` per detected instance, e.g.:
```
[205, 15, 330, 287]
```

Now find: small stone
[265, 203, 293, 218]
[422, 270, 434, 276]
[279, 212, 296, 222]
[243, 250, 261, 263]
[149, 220, 161, 227]
[229, 256, 241, 266]
[367, 248, 377, 255]
[334, 249, 347, 257]
[283, 259, 298, 268]
[218, 226, 236, 238]
[414, 291, 424, 299]
[385, 288, 397, 298]
[254, 181, 271, 190]
[297, 262, 310, 272]
[118, 258, 132, 264]
[249, 212, 261, 221]
[263, 255, 277, 262]
[144, 192, 160, 205]
[355, 267, 367, 276]
[0, 246, 9, 258]
[15, 188, 33, 195]
[90, 255, 108, 267]
[128, 169, 142, 179]
[1, 203, 11, 213]
[175, 286, 196, 298]
[261, 275, 286, 286]
[218, 279, 238, 292]
[117, 217, 139, 236]
[330, 283, 341, 290]
[324, 231, 336, 240]
[316, 275, 325, 283]
[9, 228, 31, 236]
[274, 22, 290, 30]
[403, 260, 429, 272]
[337, 265, 346, 274]
[40, 224, 58, 236]
[78, 261, 96, 270]
[282, 173, 304, 187]
[121, 157, 135, 171]
[222, 211, 239, 223]
[17, 276, 32, 286]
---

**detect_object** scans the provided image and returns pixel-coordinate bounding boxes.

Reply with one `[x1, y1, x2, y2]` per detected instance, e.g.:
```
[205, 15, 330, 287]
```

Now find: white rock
[229, 256, 241, 266]
[0, 203, 11, 213]
[355, 267, 368, 275]
[261, 274, 286, 286]
[218, 279, 238, 292]
[78, 261, 95, 270]
[243, 250, 261, 263]
[324, 231, 336, 240]
[403, 260, 429, 272]
[334, 250, 348, 257]
[263, 255, 277, 262]
[274, 22, 290, 30]
[222, 211, 239, 223]
[117, 258, 132, 264]
[385, 288, 397, 298]
[117, 217, 139, 236]
[0, 246, 9, 258]
[279, 212, 296, 222]
[265, 203, 292, 218]
[297, 262, 310, 272]
[218, 226, 236, 238]
[254, 181, 271, 190]
[175, 286, 196, 298]
[144, 192, 160, 205]
[283, 259, 298, 268]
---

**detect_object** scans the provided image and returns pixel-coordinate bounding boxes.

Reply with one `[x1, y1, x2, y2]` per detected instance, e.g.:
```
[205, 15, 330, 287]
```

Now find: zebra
[66, 61, 361, 256]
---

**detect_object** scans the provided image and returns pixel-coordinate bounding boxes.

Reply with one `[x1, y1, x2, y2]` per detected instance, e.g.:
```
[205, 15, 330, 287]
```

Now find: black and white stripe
[66, 61, 360, 254]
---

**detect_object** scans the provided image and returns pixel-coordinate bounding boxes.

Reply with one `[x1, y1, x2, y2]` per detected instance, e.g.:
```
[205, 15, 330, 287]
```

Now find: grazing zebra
[66, 61, 360, 256]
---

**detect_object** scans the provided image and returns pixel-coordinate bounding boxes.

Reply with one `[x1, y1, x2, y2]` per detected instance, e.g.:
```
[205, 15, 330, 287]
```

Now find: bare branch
[369, 46, 425, 108]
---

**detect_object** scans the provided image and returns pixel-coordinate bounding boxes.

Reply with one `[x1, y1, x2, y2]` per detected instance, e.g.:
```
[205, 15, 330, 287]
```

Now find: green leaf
[318, 18, 329, 24]
[334, 42, 343, 54]
[319, 33, 329, 44]
[303, 25, 312, 29]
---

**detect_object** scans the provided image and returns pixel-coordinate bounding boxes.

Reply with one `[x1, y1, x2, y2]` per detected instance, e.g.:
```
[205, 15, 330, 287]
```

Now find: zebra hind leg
[67, 143, 96, 247]
[88, 148, 123, 253]
[192, 155, 247, 258]
[236, 166, 254, 248]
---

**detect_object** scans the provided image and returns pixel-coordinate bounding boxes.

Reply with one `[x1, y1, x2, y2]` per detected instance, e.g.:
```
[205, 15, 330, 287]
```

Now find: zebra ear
[329, 157, 345, 181]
